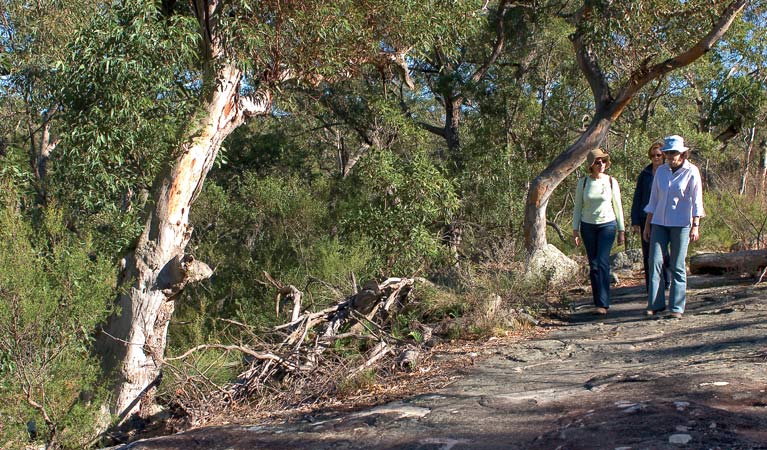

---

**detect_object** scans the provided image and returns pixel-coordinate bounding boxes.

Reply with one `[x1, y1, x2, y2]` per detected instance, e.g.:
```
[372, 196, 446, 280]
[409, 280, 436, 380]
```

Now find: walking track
[116, 275, 767, 450]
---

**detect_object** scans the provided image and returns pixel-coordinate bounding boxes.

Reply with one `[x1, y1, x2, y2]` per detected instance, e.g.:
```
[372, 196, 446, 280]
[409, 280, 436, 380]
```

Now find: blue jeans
[639, 222, 671, 292]
[580, 221, 617, 309]
[647, 225, 690, 313]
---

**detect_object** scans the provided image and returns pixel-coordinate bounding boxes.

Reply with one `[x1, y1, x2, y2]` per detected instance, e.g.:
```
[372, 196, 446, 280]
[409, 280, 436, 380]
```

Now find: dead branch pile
[228, 277, 417, 401]
[163, 277, 426, 424]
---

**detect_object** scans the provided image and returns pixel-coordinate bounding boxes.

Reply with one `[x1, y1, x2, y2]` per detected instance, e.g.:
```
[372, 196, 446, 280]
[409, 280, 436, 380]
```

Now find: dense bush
[0, 188, 114, 449]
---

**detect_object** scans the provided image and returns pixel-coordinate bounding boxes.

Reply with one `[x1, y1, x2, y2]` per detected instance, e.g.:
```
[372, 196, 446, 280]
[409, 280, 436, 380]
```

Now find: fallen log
[689, 249, 767, 275]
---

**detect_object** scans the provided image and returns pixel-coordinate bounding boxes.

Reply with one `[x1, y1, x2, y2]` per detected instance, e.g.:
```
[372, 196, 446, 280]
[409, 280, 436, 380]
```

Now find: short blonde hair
[647, 142, 663, 157]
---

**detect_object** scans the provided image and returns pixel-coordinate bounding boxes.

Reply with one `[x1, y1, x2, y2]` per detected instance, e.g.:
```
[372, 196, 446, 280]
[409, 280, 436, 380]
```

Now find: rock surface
[112, 275, 767, 450]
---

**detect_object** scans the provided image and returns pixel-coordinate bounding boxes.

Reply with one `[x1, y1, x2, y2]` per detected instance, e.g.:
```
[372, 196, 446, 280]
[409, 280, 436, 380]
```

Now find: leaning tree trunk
[523, 117, 612, 255]
[96, 63, 270, 420]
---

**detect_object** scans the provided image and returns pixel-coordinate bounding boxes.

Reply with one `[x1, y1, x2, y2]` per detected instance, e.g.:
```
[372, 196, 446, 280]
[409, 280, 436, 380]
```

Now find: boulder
[525, 244, 580, 287]
[610, 248, 643, 270]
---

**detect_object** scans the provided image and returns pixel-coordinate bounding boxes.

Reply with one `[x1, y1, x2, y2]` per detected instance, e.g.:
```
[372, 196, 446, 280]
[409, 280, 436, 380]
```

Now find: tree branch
[571, 3, 611, 106]
[471, 0, 512, 82]
[613, 0, 747, 112]
[164, 344, 296, 369]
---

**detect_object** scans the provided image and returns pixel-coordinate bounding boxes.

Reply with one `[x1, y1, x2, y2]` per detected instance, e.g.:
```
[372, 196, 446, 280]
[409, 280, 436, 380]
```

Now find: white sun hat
[661, 135, 689, 153]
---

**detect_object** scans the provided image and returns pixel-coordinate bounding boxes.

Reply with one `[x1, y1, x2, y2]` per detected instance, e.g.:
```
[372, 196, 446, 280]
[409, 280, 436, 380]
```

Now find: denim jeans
[648, 225, 690, 313]
[580, 221, 617, 309]
[639, 222, 671, 292]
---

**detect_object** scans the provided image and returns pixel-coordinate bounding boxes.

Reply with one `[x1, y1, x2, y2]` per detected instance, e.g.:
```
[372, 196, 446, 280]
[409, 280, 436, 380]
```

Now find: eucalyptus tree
[66, 0, 474, 420]
[389, 0, 547, 261]
[682, 9, 767, 143]
[686, 19, 767, 194]
[523, 0, 748, 256]
[0, 0, 99, 203]
[403, 0, 518, 164]
[454, 12, 584, 251]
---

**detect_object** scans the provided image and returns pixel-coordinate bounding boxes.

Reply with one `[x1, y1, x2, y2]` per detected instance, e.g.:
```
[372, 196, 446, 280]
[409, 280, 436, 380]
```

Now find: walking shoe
[667, 312, 683, 319]
[645, 308, 666, 317]
[593, 307, 608, 315]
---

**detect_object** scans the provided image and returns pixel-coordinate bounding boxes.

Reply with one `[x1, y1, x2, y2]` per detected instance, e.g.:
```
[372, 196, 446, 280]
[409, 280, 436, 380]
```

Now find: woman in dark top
[631, 143, 670, 291]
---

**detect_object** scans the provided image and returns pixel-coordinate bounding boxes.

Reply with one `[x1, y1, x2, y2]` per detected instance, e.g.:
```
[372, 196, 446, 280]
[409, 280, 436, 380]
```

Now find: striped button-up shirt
[644, 160, 705, 227]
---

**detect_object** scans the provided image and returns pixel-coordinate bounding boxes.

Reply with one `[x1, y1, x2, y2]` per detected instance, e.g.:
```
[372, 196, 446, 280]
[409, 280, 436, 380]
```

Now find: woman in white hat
[572, 148, 626, 315]
[642, 135, 705, 319]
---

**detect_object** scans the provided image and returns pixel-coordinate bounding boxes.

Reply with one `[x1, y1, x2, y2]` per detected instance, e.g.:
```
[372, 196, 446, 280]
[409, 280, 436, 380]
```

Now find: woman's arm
[572, 178, 584, 246]
[612, 178, 625, 245]
[690, 216, 701, 242]
[689, 166, 705, 242]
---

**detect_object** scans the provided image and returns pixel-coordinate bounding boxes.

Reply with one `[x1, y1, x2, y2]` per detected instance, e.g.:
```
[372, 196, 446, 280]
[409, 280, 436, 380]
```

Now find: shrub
[0, 189, 114, 449]
[339, 148, 460, 275]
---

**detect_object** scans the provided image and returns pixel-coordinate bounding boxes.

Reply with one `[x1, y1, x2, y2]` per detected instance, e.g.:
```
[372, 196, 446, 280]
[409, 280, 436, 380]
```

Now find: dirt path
[115, 275, 767, 450]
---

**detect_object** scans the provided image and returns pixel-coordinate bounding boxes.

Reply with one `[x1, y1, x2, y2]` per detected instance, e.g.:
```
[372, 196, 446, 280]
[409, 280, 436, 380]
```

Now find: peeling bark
[96, 61, 272, 419]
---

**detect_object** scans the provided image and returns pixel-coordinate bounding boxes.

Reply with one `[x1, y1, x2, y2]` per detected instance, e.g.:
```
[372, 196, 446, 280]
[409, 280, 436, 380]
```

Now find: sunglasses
[650, 153, 663, 158]
[592, 159, 606, 166]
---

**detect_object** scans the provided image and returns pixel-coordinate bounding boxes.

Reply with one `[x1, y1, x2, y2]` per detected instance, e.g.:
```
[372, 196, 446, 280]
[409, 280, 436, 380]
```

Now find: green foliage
[0, 146, 36, 205]
[0, 186, 114, 449]
[411, 283, 465, 323]
[340, 148, 460, 274]
[170, 172, 374, 350]
[0, 0, 103, 208]
[699, 189, 767, 251]
[580, 0, 741, 86]
[52, 0, 199, 255]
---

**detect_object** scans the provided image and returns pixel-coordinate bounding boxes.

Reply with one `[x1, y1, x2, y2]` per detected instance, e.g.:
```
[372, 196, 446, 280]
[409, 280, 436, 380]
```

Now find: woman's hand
[617, 231, 625, 245]
[632, 225, 641, 235]
[573, 230, 580, 247]
[690, 225, 700, 242]
[643, 213, 653, 243]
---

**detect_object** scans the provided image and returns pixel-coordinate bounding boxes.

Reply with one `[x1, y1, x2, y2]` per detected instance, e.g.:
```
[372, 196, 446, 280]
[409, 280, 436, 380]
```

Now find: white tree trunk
[739, 126, 755, 195]
[97, 64, 270, 419]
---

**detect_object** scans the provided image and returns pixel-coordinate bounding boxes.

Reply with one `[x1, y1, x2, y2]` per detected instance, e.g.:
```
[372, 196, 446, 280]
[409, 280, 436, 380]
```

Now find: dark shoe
[593, 307, 608, 315]
[667, 312, 683, 319]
